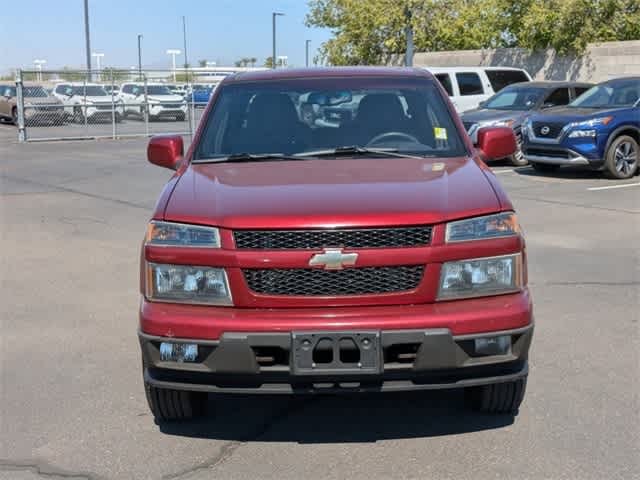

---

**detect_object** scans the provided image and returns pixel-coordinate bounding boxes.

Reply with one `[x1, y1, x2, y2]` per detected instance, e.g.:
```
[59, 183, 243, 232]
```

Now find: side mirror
[476, 126, 517, 161]
[147, 135, 184, 170]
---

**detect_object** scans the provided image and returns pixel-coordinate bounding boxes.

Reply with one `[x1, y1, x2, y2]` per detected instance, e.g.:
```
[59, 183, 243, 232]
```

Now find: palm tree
[198, 59, 207, 67]
[249, 57, 257, 67]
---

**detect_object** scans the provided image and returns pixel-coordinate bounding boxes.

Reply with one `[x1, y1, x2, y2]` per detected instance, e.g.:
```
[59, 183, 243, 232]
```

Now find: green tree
[60, 66, 86, 81]
[198, 59, 208, 67]
[101, 67, 128, 82]
[264, 56, 275, 68]
[306, 0, 640, 65]
[249, 57, 257, 67]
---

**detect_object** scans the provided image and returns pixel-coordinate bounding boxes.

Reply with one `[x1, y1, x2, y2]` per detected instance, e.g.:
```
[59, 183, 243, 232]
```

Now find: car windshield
[72, 86, 108, 96]
[23, 87, 49, 97]
[483, 87, 546, 110]
[146, 85, 172, 95]
[570, 81, 639, 108]
[193, 77, 467, 161]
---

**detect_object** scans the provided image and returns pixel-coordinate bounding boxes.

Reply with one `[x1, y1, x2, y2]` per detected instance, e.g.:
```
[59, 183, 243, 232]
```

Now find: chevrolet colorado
[139, 67, 533, 422]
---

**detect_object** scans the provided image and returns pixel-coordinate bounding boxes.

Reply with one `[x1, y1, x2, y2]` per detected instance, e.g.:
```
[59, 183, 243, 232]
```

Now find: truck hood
[461, 108, 528, 126]
[24, 96, 62, 105]
[163, 157, 502, 229]
[148, 95, 184, 103]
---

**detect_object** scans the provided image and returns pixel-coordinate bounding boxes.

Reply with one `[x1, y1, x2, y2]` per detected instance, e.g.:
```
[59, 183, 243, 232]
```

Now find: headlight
[438, 254, 522, 300]
[146, 263, 232, 305]
[446, 212, 521, 243]
[568, 116, 612, 128]
[489, 119, 514, 128]
[146, 221, 220, 247]
[568, 129, 597, 138]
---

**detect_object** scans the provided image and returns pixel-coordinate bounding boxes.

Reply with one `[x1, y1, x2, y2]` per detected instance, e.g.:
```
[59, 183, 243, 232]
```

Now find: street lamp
[277, 55, 288, 68]
[305, 40, 311, 67]
[33, 59, 46, 82]
[166, 49, 181, 81]
[137, 34, 143, 79]
[272, 12, 284, 69]
[91, 53, 104, 80]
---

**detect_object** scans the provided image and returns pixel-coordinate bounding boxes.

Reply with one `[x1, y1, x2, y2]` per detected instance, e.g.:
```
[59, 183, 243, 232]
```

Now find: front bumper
[141, 324, 532, 394]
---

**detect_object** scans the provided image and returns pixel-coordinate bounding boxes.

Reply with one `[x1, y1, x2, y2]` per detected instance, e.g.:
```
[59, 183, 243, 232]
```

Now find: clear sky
[0, 0, 333, 74]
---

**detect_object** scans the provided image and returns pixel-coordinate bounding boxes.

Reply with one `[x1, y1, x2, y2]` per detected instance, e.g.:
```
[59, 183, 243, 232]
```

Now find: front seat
[242, 93, 308, 153]
[351, 94, 409, 145]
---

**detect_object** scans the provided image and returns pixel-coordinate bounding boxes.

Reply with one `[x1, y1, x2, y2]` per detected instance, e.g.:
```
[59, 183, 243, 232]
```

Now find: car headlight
[438, 254, 523, 300]
[146, 221, 221, 247]
[568, 129, 597, 138]
[446, 212, 521, 243]
[146, 263, 232, 305]
[488, 118, 514, 128]
[568, 116, 612, 128]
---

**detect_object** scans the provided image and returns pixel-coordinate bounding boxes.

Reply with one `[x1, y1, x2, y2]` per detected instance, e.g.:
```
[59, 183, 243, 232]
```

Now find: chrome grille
[233, 227, 432, 250]
[243, 265, 424, 296]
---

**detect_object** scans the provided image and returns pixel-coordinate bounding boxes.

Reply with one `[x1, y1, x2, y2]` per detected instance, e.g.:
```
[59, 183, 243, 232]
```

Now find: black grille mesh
[234, 227, 432, 250]
[243, 266, 424, 296]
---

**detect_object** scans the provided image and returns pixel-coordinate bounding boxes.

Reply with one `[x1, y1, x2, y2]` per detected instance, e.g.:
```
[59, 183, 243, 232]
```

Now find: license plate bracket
[291, 331, 381, 376]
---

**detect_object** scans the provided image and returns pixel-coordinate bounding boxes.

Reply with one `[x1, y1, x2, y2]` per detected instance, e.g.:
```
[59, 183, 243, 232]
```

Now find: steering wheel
[367, 131, 420, 146]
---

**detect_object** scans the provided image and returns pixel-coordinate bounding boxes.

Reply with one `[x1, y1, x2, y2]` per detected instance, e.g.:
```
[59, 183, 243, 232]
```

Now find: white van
[425, 67, 532, 113]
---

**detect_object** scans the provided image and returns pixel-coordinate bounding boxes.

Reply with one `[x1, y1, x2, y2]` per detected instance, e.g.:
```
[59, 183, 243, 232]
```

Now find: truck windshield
[72, 86, 108, 96]
[483, 87, 545, 110]
[570, 81, 639, 108]
[194, 77, 466, 161]
[146, 85, 173, 95]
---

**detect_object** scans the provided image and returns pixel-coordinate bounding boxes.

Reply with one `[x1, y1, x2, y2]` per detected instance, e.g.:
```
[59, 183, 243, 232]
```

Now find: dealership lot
[0, 125, 638, 479]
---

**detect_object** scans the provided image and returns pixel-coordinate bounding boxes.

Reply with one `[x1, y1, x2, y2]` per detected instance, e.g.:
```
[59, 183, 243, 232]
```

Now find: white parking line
[587, 183, 640, 191]
[493, 169, 515, 174]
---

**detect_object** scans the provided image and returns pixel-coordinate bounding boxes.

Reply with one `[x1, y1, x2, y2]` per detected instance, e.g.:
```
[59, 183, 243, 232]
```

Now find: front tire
[465, 377, 527, 414]
[531, 162, 560, 173]
[604, 135, 638, 179]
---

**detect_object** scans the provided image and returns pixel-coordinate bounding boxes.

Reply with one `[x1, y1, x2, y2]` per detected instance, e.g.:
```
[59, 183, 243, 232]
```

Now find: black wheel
[144, 382, 207, 422]
[465, 377, 527, 414]
[510, 134, 528, 166]
[530, 162, 560, 173]
[604, 135, 638, 179]
[11, 107, 18, 125]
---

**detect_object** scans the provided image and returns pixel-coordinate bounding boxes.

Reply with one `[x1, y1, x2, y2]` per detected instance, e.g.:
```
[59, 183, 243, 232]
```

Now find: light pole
[137, 34, 143, 80]
[166, 49, 181, 81]
[272, 12, 284, 69]
[305, 40, 311, 67]
[83, 0, 92, 74]
[91, 53, 104, 80]
[33, 59, 46, 82]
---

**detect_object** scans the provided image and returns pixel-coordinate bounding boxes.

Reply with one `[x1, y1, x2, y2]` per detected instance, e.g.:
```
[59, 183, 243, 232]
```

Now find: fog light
[159, 342, 198, 362]
[474, 335, 511, 356]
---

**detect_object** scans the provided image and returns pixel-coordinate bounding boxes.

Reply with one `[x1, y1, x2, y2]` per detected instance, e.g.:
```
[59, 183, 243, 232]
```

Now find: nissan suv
[140, 67, 533, 422]
[522, 77, 639, 179]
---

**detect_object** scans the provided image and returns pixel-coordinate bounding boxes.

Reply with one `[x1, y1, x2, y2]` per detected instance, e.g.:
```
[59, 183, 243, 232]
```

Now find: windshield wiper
[194, 153, 308, 164]
[294, 146, 423, 159]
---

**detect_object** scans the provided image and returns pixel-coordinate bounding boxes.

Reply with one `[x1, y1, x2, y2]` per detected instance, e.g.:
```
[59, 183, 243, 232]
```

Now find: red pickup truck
[139, 67, 533, 422]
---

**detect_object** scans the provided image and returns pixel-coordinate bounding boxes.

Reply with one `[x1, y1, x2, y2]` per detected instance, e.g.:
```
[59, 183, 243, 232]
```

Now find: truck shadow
[158, 390, 516, 443]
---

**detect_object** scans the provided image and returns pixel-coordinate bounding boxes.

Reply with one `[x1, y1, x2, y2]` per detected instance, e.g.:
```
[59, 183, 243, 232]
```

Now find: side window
[7, 87, 16, 97]
[121, 85, 132, 94]
[131, 86, 140, 95]
[574, 87, 590, 98]
[485, 70, 530, 92]
[545, 88, 570, 106]
[55, 85, 67, 94]
[435, 74, 453, 96]
[456, 72, 484, 96]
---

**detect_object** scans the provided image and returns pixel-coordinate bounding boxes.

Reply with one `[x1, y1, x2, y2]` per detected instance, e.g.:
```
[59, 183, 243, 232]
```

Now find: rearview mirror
[147, 135, 184, 170]
[476, 126, 517, 161]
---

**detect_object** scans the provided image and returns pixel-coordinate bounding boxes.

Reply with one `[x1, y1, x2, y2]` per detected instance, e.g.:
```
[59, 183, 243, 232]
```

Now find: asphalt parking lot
[1, 124, 638, 480]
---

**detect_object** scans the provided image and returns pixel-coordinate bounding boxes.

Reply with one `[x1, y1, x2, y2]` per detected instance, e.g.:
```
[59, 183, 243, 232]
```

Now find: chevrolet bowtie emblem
[308, 248, 358, 270]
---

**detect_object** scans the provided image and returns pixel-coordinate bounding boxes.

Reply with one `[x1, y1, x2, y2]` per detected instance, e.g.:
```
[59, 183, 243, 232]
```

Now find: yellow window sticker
[434, 127, 448, 140]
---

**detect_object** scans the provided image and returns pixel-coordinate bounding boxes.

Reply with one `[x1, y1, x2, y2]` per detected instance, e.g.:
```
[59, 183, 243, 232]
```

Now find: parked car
[523, 76, 639, 179]
[103, 85, 120, 96]
[167, 84, 188, 97]
[462, 81, 593, 166]
[139, 67, 533, 422]
[187, 84, 220, 107]
[0, 83, 65, 125]
[52, 83, 124, 123]
[427, 66, 532, 113]
[119, 83, 187, 121]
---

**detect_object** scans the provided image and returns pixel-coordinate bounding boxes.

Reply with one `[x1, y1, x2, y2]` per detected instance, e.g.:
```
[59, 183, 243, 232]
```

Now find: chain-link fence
[7, 69, 215, 142]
